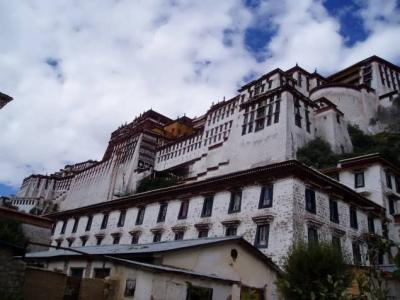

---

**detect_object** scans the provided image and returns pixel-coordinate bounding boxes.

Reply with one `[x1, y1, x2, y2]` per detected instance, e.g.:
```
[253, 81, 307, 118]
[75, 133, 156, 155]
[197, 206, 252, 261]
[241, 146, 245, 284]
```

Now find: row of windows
[55, 186, 274, 236]
[158, 141, 202, 162]
[379, 64, 400, 90]
[306, 225, 369, 265]
[12, 199, 36, 205]
[56, 222, 271, 250]
[241, 97, 281, 135]
[207, 103, 236, 126]
[305, 188, 376, 232]
[294, 98, 311, 133]
[158, 134, 202, 155]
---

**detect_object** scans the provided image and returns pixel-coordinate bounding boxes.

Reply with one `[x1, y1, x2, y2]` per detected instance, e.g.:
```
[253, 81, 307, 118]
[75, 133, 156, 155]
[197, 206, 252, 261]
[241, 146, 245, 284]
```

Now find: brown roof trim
[0, 207, 53, 228]
[45, 160, 385, 220]
[327, 55, 400, 81]
[338, 153, 400, 175]
[238, 68, 285, 92]
[207, 96, 239, 114]
[309, 83, 375, 95]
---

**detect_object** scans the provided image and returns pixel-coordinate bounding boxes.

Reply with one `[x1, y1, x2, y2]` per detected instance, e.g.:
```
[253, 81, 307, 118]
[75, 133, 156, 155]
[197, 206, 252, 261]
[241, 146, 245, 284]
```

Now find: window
[157, 203, 168, 222]
[117, 210, 126, 227]
[305, 188, 316, 214]
[396, 176, 400, 193]
[153, 232, 162, 243]
[228, 190, 242, 213]
[85, 215, 93, 231]
[259, 185, 273, 208]
[305, 109, 311, 133]
[198, 228, 209, 238]
[72, 218, 79, 233]
[385, 171, 393, 189]
[174, 231, 184, 240]
[178, 200, 189, 219]
[112, 235, 120, 245]
[329, 199, 339, 223]
[388, 197, 395, 215]
[308, 226, 318, 243]
[255, 224, 269, 248]
[225, 226, 237, 237]
[352, 242, 361, 265]
[354, 172, 365, 188]
[80, 236, 88, 247]
[186, 285, 213, 300]
[368, 216, 375, 234]
[294, 98, 302, 128]
[96, 235, 104, 245]
[70, 268, 84, 278]
[332, 236, 341, 252]
[56, 239, 62, 248]
[131, 232, 140, 244]
[201, 196, 213, 217]
[93, 268, 110, 279]
[60, 221, 67, 234]
[67, 238, 74, 247]
[350, 206, 358, 229]
[100, 213, 109, 230]
[274, 100, 280, 123]
[136, 207, 145, 225]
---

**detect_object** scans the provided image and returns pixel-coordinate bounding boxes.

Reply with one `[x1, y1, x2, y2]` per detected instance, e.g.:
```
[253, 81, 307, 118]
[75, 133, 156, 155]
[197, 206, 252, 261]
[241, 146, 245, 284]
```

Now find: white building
[46, 160, 386, 267]
[14, 56, 400, 297]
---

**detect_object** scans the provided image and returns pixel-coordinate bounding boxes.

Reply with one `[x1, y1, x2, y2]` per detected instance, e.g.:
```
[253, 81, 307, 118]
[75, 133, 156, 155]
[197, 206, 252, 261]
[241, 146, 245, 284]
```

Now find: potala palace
[7, 55, 400, 294]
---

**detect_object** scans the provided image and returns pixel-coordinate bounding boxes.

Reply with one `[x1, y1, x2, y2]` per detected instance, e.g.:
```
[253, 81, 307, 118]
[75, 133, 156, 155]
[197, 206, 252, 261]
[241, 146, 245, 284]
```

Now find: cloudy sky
[0, 0, 399, 195]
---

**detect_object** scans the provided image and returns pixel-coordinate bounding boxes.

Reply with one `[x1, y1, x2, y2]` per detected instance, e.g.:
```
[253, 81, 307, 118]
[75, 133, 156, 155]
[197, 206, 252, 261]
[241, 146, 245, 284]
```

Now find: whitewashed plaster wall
[52, 176, 383, 266]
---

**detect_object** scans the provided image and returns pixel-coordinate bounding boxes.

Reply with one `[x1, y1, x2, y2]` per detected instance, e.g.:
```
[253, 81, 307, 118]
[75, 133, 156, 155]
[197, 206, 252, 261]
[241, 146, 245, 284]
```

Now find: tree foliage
[296, 138, 339, 169]
[136, 175, 179, 193]
[0, 218, 26, 246]
[278, 242, 352, 300]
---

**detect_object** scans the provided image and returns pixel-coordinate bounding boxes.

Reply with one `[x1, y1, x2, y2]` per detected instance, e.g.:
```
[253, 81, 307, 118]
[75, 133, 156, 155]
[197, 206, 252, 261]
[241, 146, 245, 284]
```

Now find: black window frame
[368, 216, 375, 234]
[85, 215, 93, 232]
[135, 207, 146, 225]
[228, 189, 242, 214]
[100, 213, 109, 230]
[174, 231, 184, 240]
[96, 236, 104, 246]
[117, 210, 126, 228]
[201, 196, 214, 217]
[332, 235, 341, 252]
[186, 284, 213, 300]
[130, 233, 140, 245]
[60, 220, 67, 234]
[225, 226, 238, 237]
[198, 228, 209, 238]
[72, 218, 79, 233]
[112, 235, 120, 245]
[385, 170, 393, 189]
[307, 226, 318, 244]
[254, 224, 269, 248]
[259, 185, 273, 208]
[329, 198, 339, 223]
[388, 197, 395, 215]
[352, 241, 361, 265]
[153, 231, 162, 243]
[395, 176, 400, 193]
[305, 188, 316, 214]
[354, 171, 365, 188]
[157, 203, 168, 223]
[349, 206, 358, 230]
[178, 200, 189, 220]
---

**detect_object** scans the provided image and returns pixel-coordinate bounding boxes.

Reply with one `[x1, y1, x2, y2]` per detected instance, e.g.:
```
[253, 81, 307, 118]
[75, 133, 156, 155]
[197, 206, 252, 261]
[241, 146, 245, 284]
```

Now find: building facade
[47, 161, 386, 267]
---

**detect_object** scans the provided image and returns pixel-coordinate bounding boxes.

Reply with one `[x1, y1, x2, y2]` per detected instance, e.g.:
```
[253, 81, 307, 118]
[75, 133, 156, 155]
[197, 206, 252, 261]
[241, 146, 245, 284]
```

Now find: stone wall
[0, 246, 25, 299]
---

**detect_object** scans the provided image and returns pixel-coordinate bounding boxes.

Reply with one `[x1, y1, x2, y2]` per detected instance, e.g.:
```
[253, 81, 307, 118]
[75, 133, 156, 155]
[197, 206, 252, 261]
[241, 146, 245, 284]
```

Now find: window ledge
[252, 214, 274, 224]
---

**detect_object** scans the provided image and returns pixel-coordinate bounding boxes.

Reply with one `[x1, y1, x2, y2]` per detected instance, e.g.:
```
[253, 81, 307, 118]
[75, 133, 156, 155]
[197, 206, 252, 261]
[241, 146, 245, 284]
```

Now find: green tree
[136, 175, 179, 193]
[297, 138, 339, 169]
[278, 242, 352, 300]
[0, 218, 26, 246]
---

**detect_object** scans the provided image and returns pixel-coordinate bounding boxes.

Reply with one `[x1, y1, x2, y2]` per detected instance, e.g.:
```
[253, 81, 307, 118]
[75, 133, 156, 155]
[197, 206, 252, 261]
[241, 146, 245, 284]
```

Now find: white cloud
[0, 0, 399, 189]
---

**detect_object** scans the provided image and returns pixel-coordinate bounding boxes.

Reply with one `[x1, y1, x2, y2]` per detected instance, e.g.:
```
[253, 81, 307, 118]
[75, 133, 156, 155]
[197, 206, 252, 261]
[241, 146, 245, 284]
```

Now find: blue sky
[0, 0, 399, 196]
